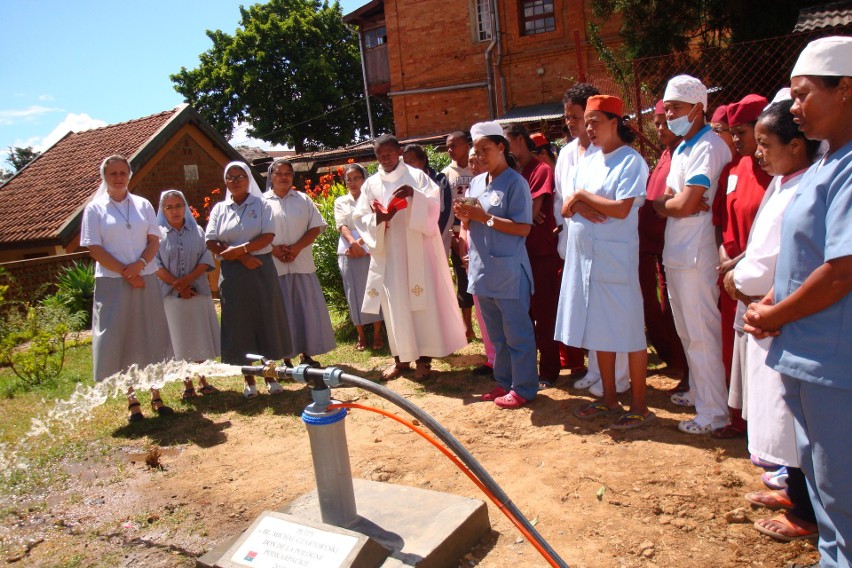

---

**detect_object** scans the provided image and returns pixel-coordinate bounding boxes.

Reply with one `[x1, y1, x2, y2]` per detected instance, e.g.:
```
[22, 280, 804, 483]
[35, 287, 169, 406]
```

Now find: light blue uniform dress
[555, 145, 648, 353]
[466, 168, 538, 401]
[768, 140, 852, 567]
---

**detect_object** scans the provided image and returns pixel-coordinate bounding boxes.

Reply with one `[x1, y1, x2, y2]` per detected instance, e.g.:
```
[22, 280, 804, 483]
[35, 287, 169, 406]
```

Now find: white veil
[224, 161, 263, 202]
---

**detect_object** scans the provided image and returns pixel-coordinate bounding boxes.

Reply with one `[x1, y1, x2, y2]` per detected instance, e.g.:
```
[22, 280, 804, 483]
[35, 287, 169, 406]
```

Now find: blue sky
[0, 0, 364, 166]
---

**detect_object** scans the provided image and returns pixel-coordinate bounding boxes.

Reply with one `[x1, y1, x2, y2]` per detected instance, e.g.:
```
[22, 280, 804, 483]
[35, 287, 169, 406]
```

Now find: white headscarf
[223, 161, 263, 202]
[93, 155, 133, 200]
[156, 189, 198, 233]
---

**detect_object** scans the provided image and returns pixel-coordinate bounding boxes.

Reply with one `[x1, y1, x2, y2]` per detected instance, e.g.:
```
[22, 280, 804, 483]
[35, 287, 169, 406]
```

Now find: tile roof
[0, 107, 180, 247]
[497, 102, 564, 124]
[794, 1, 852, 32]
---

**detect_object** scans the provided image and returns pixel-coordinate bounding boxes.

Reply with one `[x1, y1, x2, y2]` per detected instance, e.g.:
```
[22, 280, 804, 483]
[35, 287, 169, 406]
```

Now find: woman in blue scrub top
[453, 121, 537, 409]
[555, 95, 655, 430]
[744, 36, 852, 566]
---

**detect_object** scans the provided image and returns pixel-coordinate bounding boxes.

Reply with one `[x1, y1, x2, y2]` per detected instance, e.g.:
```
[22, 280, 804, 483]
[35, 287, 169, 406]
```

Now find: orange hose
[328, 402, 562, 568]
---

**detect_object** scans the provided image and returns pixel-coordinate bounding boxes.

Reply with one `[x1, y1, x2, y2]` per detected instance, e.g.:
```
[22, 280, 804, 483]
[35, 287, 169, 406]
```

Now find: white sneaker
[678, 419, 712, 434]
[670, 390, 695, 407]
[574, 375, 599, 390]
[267, 381, 284, 395]
[243, 384, 258, 399]
[589, 379, 630, 397]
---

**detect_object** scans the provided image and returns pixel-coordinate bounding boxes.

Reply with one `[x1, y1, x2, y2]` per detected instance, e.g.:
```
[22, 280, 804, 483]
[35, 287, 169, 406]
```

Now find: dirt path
[1, 357, 819, 567]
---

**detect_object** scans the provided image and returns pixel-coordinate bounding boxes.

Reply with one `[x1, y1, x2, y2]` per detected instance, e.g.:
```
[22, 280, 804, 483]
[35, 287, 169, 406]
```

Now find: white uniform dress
[734, 172, 803, 466]
[354, 159, 467, 362]
[555, 145, 648, 352]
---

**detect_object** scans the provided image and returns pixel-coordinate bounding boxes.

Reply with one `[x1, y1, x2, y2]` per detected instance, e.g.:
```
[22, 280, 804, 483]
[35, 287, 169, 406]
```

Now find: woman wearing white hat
[744, 36, 852, 566]
[453, 121, 537, 409]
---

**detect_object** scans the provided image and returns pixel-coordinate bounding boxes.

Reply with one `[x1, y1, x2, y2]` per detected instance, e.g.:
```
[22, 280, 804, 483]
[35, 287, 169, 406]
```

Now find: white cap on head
[767, 88, 791, 110]
[470, 121, 504, 142]
[663, 75, 708, 108]
[791, 36, 852, 78]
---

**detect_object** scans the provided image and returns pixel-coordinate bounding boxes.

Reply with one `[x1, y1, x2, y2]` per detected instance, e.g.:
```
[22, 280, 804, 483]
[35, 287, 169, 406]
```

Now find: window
[363, 26, 387, 49]
[475, 0, 493, 42]
[521, 0, 555, 36]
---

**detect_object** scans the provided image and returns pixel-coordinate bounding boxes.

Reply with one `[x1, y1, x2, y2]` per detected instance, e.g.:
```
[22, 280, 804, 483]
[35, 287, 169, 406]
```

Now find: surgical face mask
[667, 112, 694, 137]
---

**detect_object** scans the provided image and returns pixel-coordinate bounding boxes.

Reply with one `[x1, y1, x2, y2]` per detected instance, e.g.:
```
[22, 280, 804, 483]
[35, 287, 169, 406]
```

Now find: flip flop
[754, 513, 818, 542]
[354, 341, 367, 351]
[127, 401, 144, 423]
[198, 384, 220, 395]
[372, 338, 384, 350]
[745, 490, 793, 510]
[182, 388, 198, 400]
[610, 411, 656, 430]
[574, 401, 622, 419]
[151, 399, 174, 416]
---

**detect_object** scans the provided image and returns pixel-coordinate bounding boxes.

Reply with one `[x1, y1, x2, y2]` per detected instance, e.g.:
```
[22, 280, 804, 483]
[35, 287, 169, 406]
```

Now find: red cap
[710, 105, 728, 124]
[585, 95, 623, 117]
[654, 100, 665, 115]
[726, 94, 768, 127]
[530, 132, 549, 149]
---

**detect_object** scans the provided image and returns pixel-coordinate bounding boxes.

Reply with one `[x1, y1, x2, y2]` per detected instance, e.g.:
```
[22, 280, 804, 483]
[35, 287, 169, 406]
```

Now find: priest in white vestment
[354, 134, 467, 379]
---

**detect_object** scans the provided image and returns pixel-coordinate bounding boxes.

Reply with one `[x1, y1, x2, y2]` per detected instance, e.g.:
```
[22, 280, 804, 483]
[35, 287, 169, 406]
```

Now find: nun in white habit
[79, 155, 174, 422]
[155, 189, 221, 398]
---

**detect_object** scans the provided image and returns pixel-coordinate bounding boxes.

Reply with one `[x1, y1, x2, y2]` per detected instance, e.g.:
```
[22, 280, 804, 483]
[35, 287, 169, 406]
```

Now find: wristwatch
[486, 215, 495, 227]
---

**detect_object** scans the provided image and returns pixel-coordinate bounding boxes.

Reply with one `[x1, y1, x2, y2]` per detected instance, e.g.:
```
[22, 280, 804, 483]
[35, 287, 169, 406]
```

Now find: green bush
[0, 302, 85, 390]
[54, 260, 94, 328]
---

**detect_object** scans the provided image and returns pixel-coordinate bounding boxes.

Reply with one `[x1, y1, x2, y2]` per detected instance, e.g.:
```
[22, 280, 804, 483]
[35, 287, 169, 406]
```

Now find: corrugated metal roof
[794, 1, 852, 32]
[497, 103, 564, 124]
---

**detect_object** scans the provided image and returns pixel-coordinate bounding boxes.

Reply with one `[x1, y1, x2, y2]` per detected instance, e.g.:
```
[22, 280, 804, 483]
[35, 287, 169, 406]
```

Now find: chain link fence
[579, 25, 851, 162]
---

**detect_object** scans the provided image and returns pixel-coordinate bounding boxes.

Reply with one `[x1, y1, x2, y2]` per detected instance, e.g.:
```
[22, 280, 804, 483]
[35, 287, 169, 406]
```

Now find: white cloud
[37, 113, 107, 151]
[37, 94, 55, 102]
[229, 121, 290, 151]
[0, 105, 64, 125]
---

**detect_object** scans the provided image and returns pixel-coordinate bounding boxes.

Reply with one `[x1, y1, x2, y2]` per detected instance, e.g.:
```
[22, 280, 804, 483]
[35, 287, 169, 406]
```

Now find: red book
[372, 196, 408, 214]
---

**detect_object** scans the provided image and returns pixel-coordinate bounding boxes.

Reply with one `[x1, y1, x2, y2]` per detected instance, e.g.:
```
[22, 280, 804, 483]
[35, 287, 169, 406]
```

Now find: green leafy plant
[54, 261, 95, 328]
[0, 302, 85, 389]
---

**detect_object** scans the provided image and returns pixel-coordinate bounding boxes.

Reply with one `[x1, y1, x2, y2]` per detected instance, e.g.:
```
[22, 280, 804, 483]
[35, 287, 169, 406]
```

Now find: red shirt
[712, 154, 740, 228]
[521, 157, 559, 258]
[720, 155, 772, 258]
[639, 147, 672, 255]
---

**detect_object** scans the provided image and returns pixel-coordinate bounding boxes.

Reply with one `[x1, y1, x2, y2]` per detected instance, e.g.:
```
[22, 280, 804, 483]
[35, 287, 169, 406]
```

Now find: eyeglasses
[164, 204, 185, 211]
[225, 174, 248, 182]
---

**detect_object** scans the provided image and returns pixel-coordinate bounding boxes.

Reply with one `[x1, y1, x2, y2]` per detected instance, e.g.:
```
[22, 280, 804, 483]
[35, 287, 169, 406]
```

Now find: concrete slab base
[197, 479, 490, 568]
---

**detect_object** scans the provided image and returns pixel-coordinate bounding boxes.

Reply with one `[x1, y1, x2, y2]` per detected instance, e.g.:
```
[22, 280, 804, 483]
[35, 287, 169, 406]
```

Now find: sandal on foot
[763, 467, 789, 490]
[182, 388, 198, 400]
[610, 411, 656, 430]
[754, 513, 818, 542]
[573, 374, 598, 390]
[745, 490, 793, 510]
[414, 361, 431, 380]
[538, 379, 553, 389]
[494, 390, 529, 409]
[151, 399, 174, 416]
[243, 384, 258, 399]
[128, 401, 144, 423]
[481, 386, 509, 401]
[750, 455, 782, 471]
[355, 340, 367, 351]
[381, 363, 409, 380]
[712, 423, 747, 439]
[198, 384, 219, 395]
[574, 401, 622, 419]
[371, 338, 384, 350]
[266, 380, 284, 395]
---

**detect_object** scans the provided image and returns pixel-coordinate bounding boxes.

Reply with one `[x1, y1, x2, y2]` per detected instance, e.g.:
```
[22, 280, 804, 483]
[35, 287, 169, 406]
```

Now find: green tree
[171, 0, 370, 152]
[589, 0, 809, 59]
[5, 146, 40, 172]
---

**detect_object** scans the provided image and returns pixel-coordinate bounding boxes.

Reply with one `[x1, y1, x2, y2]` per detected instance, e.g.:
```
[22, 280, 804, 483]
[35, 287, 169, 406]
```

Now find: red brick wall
[0, 252, 91, 302]
[384, 0, 621, 138]
[132, 133, 228, 222]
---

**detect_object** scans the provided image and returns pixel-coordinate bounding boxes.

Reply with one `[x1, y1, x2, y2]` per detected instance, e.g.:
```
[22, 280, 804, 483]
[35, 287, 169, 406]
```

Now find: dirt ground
[1, 353, 819, 567]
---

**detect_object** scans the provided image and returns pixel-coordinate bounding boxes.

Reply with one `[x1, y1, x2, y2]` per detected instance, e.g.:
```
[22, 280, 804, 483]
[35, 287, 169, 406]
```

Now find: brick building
[343, 0, 622, 139]
[0, 104, 244, 262]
